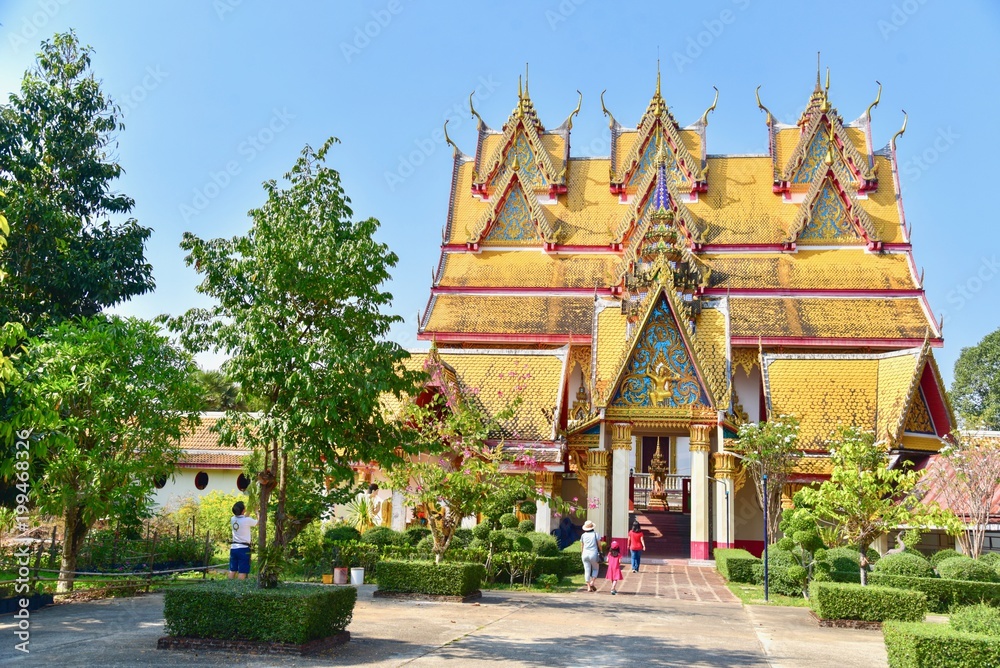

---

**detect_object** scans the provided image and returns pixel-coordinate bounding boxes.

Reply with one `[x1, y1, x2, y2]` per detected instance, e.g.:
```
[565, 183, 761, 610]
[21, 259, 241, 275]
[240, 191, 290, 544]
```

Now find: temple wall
[733, 484, 765, 556]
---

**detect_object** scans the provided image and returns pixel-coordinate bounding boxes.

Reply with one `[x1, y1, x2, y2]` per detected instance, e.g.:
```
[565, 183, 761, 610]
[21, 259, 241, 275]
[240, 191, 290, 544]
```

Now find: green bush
[375, 560, 485, 597]
[332, 541, 379, 571]
[559, 550, 585, 576]
[452, 529, 474, 548]
[937, 556, 1000, 583]
[444, 547, 487, 564]
[471, 522, 492, 541]
[499, 513, 519, 529]
[487, 530, 511, 552]
[951, 604, 1000, 637]
[869, 573, 1000, 614]
[518, 519, 535, 534]
[817, 547, 863, 574]
[873, 552, 935, 579]
[714, 548, 760, 584]
[526, 532, 559, 556]
[501, 529, 532, 553]
[324, 523, 361, 545]
[884, 621, 1000, 668]
[536, 573, 559, 590]
[932, 549, 962, 568]
[403, 527, 431, 546]
[163, 580, 356, 644]
[532, 556, 564, 579]
[361, 526, 404, 548]
[751, 547, 802, 596]
[809, 582, 926, 622]
[980, 552, 1000, 568]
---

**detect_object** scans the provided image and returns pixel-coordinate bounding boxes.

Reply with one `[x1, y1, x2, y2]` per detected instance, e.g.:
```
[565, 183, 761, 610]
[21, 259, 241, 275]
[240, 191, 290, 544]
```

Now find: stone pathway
[584, 562, 741, 604]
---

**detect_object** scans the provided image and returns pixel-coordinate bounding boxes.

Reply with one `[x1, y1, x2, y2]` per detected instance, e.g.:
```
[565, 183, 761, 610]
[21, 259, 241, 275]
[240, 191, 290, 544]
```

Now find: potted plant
[331, 544, 349, 585]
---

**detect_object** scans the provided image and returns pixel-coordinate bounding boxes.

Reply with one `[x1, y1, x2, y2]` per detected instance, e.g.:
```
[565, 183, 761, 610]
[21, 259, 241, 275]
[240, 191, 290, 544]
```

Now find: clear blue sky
[2, 0, 998, 384]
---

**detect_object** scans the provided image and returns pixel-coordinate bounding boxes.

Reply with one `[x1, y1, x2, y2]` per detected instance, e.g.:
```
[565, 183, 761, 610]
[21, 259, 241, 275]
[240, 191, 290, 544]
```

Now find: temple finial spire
[656, 59, 661, 98]
[816, 52, 822, 90]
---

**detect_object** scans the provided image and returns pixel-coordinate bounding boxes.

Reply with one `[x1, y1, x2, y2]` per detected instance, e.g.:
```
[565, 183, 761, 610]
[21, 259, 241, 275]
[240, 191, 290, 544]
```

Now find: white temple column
[712, 452, 737, 549]
[689, 424, 712, 560]
[610, 422, 632, 541]
[391, 490, 406, 532]
[585, 450, 610, 538]
[534, 472, 557, 535]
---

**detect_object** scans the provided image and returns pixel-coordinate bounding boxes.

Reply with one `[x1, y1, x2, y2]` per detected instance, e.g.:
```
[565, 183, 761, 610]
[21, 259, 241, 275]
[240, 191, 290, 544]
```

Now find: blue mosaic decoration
[792, 131, 829, 184]
[484, 185, 539, 244]
[611, 297, 706, 408]
[627, 130, 668, 189]
[503, 133, 544, 188]
[799, 180, 858, 242]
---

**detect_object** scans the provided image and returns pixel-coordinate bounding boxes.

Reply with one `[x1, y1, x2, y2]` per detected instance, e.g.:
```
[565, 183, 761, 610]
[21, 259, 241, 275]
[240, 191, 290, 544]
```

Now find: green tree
[10, 316, 199, 590]
[796, 426, 958, 585]
[386, 354, 574, 562]
[735, 414, 802, 541]
[168, 139, 419, 587]
[951, 329, 1000, 429]
[0, 32, 153, 333]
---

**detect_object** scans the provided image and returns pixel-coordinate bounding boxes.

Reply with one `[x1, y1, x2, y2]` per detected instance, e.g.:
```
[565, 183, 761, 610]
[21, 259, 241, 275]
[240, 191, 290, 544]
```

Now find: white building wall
[674, 436, 692, 476]
[733, 366, 762, 422]
[153, 469, 245, 510]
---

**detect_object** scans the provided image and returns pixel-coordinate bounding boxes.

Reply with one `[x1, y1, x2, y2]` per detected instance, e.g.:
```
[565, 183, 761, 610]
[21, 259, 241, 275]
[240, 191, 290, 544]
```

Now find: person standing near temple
[606, 541, 623, 594]
[628, 521, 646, 573]
[580, 520, 601, 592]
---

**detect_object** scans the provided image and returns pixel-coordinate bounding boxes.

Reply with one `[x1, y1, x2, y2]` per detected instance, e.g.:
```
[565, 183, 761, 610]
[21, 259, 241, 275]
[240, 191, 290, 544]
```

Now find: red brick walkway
[582, 561, 740, 604]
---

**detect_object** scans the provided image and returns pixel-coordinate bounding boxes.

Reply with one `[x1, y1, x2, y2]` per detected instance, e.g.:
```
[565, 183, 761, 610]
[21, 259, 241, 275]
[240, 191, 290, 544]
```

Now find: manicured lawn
[726, 582, 809, 607]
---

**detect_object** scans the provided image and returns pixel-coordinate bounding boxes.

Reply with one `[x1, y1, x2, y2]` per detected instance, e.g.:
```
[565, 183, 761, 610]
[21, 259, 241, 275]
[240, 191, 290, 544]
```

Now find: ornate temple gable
[785, 170, 879, 249]
[604, 286, 715, 412]
[604, 71, 712, 196]
[775, 68, 878, 194]
[609, 142, 708, 252]
[465, 169, 558, 249]
[471, 75, 568, 198]
[904, 388, 936, 435]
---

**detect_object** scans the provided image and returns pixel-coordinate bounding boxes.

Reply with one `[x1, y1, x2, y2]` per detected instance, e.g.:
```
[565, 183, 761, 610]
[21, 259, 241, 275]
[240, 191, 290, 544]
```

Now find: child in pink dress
[606, 541, 623, 594]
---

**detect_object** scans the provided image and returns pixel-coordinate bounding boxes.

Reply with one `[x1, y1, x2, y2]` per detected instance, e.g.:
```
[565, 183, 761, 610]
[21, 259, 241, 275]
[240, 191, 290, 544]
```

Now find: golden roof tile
[729, 297, 932, 339]
[691, 306, 729, 407]
[422, 294, 594, 337]
[437, 251, 618, 289]
[593, 302, 629, 405]
[702, 250, 916, 290]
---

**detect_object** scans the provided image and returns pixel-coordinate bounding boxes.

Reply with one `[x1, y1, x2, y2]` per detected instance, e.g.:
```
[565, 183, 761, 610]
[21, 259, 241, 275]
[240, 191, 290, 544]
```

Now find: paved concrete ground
[585, 562, 740, 604]
[0, 579, 888, 667]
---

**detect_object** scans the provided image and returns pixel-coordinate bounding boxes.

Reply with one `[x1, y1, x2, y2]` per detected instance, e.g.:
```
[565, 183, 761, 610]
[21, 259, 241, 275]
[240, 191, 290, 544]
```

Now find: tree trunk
[859, 544, 869, 586]
[58, 505, 89, 593]
[275, 449, 288, 550]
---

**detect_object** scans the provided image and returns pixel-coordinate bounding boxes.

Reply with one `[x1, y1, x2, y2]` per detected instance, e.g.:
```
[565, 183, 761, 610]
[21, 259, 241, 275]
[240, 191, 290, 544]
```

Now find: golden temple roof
[421, 294, 594, 337]
[437, 250, 618, 289]
[405, 347, 567, 441]
[703, 249, 916, 291]
[762, 348, 931, 449]
[728, 297, 933, 340]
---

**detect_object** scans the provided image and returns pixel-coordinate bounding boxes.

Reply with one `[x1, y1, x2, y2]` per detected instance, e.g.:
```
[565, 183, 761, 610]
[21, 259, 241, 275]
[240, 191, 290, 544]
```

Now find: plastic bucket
[350, 567, 365, 585]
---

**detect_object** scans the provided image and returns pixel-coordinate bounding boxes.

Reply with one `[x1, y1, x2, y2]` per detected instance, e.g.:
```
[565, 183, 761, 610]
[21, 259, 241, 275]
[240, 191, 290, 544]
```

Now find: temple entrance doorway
[630, 435, 691, 560]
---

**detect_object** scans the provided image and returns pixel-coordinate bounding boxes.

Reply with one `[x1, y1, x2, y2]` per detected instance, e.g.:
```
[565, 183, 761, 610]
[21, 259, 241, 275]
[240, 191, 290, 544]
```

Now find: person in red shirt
[628, 521, 646, 573]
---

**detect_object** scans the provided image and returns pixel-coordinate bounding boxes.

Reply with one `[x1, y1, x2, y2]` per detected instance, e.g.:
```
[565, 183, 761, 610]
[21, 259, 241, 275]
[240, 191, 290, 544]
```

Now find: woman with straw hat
[580, 520, 601, 592]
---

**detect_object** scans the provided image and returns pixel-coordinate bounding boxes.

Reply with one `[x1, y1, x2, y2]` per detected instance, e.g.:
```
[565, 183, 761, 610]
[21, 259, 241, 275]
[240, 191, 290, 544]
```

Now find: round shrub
[361, 526, 404, 548]
[499, 513, 519, 529]
[813, 546, 863, 581]
[487, 530, 512, 552]
[324, 524, 361, 545]
[416, 535, 435, 553]
[980, 552, 1000, 568]
[526, 532, 559, 556]
[518, 501, 537, 515]
[750, 546, 803, 597]
[872, 552, 935, 578]
[518, 519, 535, 534]
[404, 527, 431, 546]
[936, 556, 1000, 583]
[950, 603, 1000, 637]
[930, 549, 961, 568]
[501, 529, 532, 552]
[452, 528, 473, 548]
[472, 522, 493, 541]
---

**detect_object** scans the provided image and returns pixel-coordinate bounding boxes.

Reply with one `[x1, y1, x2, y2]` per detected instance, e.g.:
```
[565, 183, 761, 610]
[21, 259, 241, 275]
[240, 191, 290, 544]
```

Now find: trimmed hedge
[931, 549, 962, 568]
[360, 526, 405, 548]
[951, 604, 1000, 637]
[751, 548, 802, 596]
[873, 552, 935, 578]
[163, 580, 356, 644]
[375, 560, 485, 597]
[526, 532, 560, 556]
[869, 573, 1000, 614]
[714, 548, 759, 584]
[884, 621, 1000, 668]
[937, 556, 1000, 583]
[809, 581, 926, 623]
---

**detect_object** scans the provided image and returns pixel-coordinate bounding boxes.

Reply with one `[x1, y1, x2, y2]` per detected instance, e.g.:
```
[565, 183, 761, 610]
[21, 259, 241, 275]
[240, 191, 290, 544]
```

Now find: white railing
[632, 473, 689, 510]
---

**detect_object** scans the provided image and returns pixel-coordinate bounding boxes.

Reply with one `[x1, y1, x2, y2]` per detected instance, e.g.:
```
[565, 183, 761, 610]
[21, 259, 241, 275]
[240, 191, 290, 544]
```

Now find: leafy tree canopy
[951, 328, 1000, 429]
[0, 31, 153, 332]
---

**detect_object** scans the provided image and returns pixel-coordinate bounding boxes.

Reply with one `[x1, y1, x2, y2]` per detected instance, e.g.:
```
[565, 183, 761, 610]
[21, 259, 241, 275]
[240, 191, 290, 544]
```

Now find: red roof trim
[731, 336, 944, 348]
[433, 286, 615, 296]
[703, 288, 923, 298]
[417, 332, 592, 344]
[697, 242, 913, 253]
[441, 244, 620, 254]
[919, 365, 952, 438]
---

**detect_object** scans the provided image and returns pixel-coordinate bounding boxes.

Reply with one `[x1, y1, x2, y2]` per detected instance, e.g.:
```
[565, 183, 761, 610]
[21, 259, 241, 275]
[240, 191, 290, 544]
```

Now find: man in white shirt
[228, 501, 258, 580]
